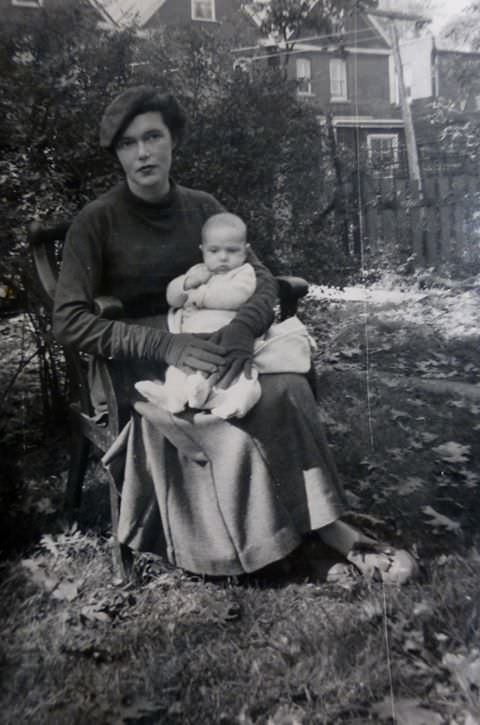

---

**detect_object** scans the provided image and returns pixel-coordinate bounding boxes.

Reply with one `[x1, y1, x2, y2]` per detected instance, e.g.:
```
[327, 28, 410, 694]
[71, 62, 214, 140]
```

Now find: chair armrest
[276, 276, 309, 320]
[92, 295, 129, 435]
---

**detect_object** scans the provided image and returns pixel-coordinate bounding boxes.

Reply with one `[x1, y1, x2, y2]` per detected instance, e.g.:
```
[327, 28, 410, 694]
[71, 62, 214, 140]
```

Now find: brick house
[90, 0, 259, 44]
[240, 3, 404, 170]
[0, 0, 254, 35]
[94, 0, 406, 172]
[3, 0, 405, 169]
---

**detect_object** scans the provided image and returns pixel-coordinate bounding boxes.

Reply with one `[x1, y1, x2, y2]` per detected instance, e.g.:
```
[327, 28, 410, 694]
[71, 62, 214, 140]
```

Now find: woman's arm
[236, 250, 278, 335]
[53, 208, 225, 372]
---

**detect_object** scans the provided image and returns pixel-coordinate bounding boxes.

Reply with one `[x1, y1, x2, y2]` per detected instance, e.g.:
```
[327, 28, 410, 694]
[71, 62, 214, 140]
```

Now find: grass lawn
[1, 272, 479, 724]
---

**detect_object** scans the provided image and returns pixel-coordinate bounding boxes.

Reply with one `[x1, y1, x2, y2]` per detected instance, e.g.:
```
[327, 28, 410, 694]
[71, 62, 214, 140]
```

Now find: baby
[136, 212, 314, 419]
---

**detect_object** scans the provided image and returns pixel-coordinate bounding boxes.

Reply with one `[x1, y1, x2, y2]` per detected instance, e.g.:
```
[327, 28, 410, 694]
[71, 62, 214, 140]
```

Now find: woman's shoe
[308, 559, 360, 587]
[346, 541, 419, 585]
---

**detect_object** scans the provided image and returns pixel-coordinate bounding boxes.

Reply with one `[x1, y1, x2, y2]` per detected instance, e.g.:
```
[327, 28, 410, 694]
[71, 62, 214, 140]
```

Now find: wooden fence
[341, 166, 480, 267]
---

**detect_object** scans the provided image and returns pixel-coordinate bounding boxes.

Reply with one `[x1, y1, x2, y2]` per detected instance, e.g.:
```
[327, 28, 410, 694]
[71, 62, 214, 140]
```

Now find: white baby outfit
[136, 263, 313, 420]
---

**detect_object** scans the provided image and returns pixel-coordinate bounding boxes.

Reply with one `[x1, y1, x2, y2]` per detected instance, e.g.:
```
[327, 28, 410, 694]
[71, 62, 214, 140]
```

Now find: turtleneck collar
[120, 178, 179, 217]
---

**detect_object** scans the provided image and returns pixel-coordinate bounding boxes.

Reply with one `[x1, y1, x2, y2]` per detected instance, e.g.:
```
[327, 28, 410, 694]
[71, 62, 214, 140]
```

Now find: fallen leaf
[458, 469, 479, 488]
[413, 601, 434, 618]
[339, 346, 361, 359]
[168, 702, 184, 716]
[21, 559, 59, 592]
[397, 477, 424, 495]
[422, 506, 462, 533]
[237, 705, 255, 725]
[420, 432, 438, 444]
[372, 697, 443, 724]
[34, 498, 56, 515]
[117, 697, 165, 720]
[391, 409, 410, 421]
[80, 606, 112, 623]
[464, 712, 480, 725]
[385, 447, 403, 460]
[52, 581, 80, 602]
[267, 704, 306, 725]
[443, 650, 480, 688]
[433, 442, 470, 464]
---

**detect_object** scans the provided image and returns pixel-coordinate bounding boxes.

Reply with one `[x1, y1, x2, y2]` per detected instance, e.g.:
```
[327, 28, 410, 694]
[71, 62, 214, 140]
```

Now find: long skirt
[103, 372, 347, 576]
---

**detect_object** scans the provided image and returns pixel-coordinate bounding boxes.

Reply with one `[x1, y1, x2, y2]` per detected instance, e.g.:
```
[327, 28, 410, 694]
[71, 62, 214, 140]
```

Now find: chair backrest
[28, 221, 71, 309]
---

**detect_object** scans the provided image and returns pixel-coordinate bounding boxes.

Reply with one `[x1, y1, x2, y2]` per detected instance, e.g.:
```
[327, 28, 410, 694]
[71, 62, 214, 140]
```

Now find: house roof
[243, 1, 390, 48]
[92, 0, 166, 27]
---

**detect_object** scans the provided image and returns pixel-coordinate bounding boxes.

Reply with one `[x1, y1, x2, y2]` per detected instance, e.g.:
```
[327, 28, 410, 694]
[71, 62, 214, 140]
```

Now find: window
[191, 0, 215, 21]
[329, 58, 347, 101]
[296, 58, 312, 96]
[367, 134, 399, 170]
[11, 0, 43, 6]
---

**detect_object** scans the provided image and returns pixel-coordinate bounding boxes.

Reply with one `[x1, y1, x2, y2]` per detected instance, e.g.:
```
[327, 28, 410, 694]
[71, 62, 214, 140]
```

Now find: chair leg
[107, 468, 133, 583]
[64, 425, 90, 515]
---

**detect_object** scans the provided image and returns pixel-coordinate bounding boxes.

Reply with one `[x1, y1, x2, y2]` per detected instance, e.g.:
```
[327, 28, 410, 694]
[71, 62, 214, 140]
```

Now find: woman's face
[115, 111, 174, 201]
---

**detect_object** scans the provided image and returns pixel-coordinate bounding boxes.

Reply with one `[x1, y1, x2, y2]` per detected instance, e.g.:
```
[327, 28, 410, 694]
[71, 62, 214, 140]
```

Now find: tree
[440, 2, 480, 50]
[251, 0, 378, 50]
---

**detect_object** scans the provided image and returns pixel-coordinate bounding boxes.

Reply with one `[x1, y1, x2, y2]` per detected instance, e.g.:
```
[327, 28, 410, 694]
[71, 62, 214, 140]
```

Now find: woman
[53, 86, 417, 583]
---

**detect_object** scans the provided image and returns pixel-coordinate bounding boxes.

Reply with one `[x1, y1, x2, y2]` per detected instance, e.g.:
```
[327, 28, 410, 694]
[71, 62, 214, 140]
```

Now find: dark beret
[100, 86, 187, 150]
[99, 86, 159, 149]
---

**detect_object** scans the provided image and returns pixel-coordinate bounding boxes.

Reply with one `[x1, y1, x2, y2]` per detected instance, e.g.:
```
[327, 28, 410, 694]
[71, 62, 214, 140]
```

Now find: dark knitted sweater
[53, 181, 278, 362]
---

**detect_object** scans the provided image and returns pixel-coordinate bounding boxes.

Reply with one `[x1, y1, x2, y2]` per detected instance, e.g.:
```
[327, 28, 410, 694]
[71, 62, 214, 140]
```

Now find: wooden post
[389, 22, 423, 195]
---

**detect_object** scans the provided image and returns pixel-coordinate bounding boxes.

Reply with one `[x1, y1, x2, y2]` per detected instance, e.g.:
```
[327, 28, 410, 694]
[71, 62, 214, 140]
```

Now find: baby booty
[187, 372, 211, 409]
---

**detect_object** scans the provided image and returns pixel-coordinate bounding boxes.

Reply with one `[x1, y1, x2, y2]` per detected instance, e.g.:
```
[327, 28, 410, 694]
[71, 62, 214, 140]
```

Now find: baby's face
[201, 226, 248, 273]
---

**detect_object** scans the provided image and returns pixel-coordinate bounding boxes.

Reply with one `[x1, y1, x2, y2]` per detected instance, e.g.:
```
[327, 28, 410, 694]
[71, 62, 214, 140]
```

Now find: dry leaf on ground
[422, 506, 462, 533]
[433, 442, 471, 464]
[372, 697, 443, 724]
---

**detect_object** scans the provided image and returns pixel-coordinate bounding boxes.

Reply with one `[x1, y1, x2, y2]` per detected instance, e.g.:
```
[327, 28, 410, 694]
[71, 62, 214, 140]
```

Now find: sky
[431, 0, 470, 32]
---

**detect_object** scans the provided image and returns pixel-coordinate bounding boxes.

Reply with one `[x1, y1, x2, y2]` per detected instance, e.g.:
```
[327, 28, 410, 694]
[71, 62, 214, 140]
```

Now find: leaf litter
[2, 273, 480, 723]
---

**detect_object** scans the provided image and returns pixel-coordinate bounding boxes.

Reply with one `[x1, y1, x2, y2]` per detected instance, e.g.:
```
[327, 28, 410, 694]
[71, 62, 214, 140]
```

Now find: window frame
[367, 133, 399, 171]
[191, 0, 216, 22]
[296, 57, 313, 96]
[11, 0, 43, 7]
[329, 57, 348, 102]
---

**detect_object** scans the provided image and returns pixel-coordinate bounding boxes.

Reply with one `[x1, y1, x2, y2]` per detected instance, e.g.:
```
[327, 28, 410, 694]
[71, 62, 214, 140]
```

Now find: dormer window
[296, 58, 312, 96]
[191, 0, 215, 21]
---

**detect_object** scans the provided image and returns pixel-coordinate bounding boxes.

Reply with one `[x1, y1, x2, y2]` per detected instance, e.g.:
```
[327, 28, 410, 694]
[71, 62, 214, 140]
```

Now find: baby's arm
[166, 274, 189, 308]
[201, 264, 256, 310]
[184, 263, 212, 290]
[166, 264, 214, 308]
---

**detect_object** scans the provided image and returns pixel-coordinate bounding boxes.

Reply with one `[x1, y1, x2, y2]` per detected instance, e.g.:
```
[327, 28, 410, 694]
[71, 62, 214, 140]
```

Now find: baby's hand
[184, 265, 212, 290]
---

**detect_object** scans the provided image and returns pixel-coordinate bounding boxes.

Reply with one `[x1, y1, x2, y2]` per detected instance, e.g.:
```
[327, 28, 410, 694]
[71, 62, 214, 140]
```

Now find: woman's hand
[162, 332, 226, 373]
[208, 321, 255, 388]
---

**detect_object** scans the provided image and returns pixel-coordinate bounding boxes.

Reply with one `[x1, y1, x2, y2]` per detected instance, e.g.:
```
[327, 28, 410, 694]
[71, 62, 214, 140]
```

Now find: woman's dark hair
[99, 86, 187, 150]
